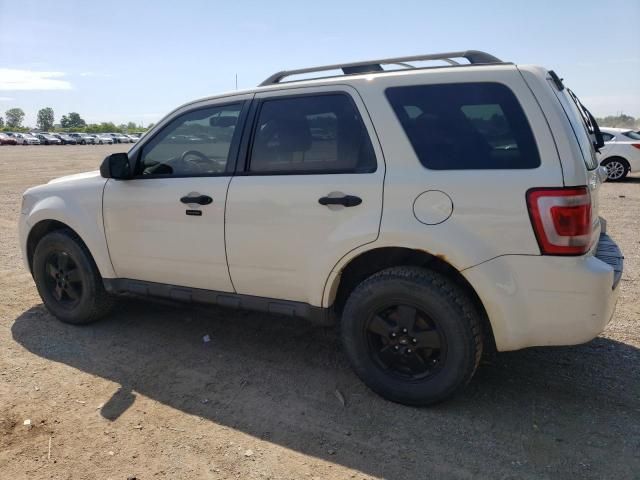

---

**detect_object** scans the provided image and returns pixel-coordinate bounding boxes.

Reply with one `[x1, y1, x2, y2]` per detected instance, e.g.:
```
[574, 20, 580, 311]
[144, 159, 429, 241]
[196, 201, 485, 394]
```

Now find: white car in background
[69, 133, 97, 145]
[125, 134, 139, 143]
[14, 133, 41, 145]
[95, 134, 114, 145]
[598, 127, 640, 181]
[108, 133, 131, 144]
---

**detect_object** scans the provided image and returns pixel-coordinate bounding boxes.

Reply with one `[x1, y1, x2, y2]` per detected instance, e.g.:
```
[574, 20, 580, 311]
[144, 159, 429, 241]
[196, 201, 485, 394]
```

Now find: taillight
[526, 187, 593, 255]
[631, 144, 640, 150]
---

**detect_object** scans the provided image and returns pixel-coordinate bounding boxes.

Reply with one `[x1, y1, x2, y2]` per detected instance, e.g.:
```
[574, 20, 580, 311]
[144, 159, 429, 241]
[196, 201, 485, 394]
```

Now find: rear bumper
[463, 233, 623, 351]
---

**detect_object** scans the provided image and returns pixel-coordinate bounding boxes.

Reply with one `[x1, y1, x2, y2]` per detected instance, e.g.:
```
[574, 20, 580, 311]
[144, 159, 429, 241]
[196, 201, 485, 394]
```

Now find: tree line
[1, 106, 637, 134]
[595, 114, 640, 129]
[0, 107, 153, 133]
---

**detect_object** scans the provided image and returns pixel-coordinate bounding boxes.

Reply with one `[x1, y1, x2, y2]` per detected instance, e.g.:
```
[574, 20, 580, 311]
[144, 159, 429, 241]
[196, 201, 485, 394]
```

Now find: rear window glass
[623, 131, 640, 140]
[386, 83, 540, 170]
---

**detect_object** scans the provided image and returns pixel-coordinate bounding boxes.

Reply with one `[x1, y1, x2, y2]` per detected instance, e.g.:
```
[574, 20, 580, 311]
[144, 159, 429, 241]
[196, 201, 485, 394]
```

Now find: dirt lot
[0, 144, 638, 480]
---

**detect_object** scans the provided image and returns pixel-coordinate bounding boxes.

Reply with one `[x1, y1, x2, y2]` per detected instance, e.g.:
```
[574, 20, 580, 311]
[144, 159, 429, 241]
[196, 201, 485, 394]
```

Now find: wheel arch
[600, 155, 630, 169]
[326, 246, 496, 351]
[26, 219, 111, 281]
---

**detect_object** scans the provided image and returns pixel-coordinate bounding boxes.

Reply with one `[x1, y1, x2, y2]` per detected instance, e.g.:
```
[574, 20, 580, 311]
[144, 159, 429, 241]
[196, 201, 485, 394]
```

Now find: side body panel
[20, 173, 116, 278]
[102, 93, 254, 292]
[323, 65, 564, 306]
[103, 176, 234, 291]
[225, 85, 386, 305]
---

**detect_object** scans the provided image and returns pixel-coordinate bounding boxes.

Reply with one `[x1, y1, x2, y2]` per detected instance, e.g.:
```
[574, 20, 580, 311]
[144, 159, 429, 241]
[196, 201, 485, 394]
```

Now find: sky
[0, 0, 639, 127]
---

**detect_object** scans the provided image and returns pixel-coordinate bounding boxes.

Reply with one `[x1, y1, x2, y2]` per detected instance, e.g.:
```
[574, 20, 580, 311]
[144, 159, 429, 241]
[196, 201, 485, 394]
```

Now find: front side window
[386, 82, 541, 170]
[138, 103, 243, 176]
[248, 94, 376, 174]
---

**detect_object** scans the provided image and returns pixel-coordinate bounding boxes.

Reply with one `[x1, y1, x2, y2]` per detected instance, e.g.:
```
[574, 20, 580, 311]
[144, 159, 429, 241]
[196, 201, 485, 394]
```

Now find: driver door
[102, 96, 251, 291]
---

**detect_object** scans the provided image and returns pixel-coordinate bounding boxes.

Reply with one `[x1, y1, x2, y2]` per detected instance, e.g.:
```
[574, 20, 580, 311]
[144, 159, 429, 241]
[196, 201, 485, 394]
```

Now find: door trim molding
[103, 278, 334, 326]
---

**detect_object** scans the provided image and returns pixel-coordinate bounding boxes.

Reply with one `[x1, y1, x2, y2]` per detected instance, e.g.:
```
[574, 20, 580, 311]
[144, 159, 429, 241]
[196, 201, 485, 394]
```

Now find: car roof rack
[259, 50, 503, 86]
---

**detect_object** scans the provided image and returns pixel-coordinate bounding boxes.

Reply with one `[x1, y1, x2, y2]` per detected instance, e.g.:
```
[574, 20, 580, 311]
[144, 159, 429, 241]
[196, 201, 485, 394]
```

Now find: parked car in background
[0, 133, 18, 145]
[69, 133, 96, 145]
[95, 134, 114, 144]
[125, 134, 139, 143]
[109, 133, 131, 144]
[53, 133, 78, 145]
[14, 133, 41, 145]
[36, 133, 63, 145]
[597, 127, 640, 181]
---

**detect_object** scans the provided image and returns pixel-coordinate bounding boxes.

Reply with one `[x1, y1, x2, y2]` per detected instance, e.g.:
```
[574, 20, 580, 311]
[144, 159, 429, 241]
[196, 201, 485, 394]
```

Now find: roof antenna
[235, 73, 238, 90]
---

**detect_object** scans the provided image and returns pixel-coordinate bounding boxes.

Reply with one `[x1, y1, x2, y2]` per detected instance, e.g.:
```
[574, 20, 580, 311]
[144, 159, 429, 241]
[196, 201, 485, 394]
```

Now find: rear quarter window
[385, 82, 541, 170]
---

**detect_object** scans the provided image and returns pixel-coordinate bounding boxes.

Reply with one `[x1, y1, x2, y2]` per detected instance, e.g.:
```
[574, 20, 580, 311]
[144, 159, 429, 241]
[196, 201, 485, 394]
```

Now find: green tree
[5, 108, 25, 128]
[0, 116, 4, 129]
[60, 112, 86, 129]
[36, 107, 55, 131]
[596, 114, 639, 129]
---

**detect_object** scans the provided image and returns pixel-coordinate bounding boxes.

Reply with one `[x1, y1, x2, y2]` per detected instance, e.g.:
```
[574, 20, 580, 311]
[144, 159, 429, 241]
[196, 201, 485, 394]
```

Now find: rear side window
[386, 83, 540, 170]
[248, 94, 376, 174]
[601, 132, 615, 142]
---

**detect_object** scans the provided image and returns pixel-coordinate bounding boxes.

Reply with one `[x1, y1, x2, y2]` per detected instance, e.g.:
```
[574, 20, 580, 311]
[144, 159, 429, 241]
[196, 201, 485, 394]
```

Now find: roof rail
[259, 50, 503, 86]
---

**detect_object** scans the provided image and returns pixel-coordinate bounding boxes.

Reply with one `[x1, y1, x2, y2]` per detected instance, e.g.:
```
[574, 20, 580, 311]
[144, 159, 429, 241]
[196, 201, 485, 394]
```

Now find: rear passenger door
[225, 86, 385, 306]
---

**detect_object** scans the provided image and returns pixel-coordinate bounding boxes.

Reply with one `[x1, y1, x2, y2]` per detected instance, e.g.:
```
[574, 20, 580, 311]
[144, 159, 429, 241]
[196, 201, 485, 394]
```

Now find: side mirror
[100, 152, 133, 179]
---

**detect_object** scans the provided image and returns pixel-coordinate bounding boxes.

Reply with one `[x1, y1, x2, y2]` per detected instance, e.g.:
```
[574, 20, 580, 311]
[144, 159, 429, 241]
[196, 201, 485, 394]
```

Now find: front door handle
[318, 195, 362, 207]
[180, 194, 213, 205]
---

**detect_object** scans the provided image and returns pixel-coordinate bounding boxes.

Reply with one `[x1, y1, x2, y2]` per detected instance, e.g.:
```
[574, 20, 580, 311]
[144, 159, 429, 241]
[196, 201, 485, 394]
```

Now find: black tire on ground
[340, 266, 483, 406]
[602, 157, 629, 181]
[32, 229, 114, 325]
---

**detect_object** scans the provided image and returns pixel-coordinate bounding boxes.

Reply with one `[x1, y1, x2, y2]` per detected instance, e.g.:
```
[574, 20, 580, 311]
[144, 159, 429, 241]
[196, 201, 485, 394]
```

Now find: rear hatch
[545, 71, 607, 252]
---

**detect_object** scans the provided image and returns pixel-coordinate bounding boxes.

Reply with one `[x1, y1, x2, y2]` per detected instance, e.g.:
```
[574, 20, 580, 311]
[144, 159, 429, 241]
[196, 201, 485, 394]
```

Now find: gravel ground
[0, 145, 638, 480]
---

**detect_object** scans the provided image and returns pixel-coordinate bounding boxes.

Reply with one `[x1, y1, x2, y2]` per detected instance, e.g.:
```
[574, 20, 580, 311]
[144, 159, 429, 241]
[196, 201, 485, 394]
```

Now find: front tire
[32, 229, 114, 324]
[341, 267, 483, 406]
[602, 158, 629, 181]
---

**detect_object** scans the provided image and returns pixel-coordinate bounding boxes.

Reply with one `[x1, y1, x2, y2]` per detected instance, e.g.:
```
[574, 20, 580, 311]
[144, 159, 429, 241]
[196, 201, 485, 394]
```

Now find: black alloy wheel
[43, 250, 83, 309]
[366, 304, 445, 380]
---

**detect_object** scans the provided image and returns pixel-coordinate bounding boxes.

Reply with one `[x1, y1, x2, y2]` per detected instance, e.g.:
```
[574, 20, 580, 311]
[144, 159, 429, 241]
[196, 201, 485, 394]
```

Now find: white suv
[19, 51, 623, 405]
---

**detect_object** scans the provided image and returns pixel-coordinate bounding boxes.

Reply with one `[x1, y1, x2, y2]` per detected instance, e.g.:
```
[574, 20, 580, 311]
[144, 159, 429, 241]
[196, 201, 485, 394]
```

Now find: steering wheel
[179, 150, 217, 173]
[180, 150, 210, 163]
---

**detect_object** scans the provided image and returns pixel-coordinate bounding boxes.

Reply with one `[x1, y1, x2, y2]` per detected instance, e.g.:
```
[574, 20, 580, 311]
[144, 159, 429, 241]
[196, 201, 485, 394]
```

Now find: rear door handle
[180, 194, 213, 205]
[318, 195, 362, 207]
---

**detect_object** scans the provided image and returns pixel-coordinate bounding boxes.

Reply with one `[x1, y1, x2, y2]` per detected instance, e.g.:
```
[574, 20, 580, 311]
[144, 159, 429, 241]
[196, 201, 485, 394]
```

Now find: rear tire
[340, 266, 483, 406]
[32, 229, 114, 324]
[602, 157, 629, 181]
